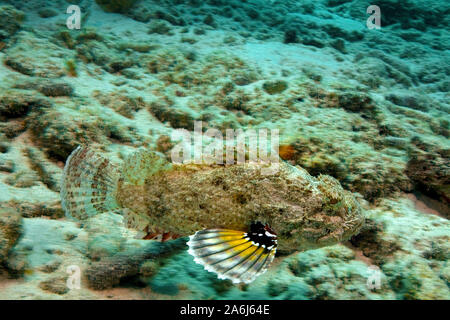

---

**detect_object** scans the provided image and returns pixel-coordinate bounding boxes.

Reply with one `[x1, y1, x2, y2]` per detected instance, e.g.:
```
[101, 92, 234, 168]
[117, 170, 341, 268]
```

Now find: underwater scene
[0, 0, 448, 301]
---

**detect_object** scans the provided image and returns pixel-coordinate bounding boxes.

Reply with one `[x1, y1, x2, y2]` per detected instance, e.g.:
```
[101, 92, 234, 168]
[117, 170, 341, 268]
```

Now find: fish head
[271, 174, 365, 253]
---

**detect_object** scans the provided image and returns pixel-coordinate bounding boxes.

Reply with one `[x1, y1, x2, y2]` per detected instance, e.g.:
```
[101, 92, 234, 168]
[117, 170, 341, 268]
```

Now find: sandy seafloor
[0, 0, 448, 299]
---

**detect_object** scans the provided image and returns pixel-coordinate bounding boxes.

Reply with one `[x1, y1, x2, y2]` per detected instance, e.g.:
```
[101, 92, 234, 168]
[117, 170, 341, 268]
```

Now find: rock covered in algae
[0, 5, 24, 41]
[406, 147, 450, 208]
[85, 238, 186, 290]
[0, 207, 22, 268]
[4, 31, 70, 78]
[262, 80, 288, 95]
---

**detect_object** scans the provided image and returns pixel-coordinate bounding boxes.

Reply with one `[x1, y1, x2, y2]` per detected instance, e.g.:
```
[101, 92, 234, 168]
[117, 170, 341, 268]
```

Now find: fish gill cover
[0, 0, 448, 300]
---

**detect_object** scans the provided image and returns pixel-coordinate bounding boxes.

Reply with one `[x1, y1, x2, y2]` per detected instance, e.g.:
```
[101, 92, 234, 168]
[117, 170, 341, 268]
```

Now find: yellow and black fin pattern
[187, 222, 277, 284]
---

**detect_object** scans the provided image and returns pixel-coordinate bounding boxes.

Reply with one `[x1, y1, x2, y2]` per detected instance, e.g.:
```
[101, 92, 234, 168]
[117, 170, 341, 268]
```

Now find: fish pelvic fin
[143, 229, 181, 242]
[122, 210, 180, 241]
[61, 146, 121, 220]
[187, 223, 277, 284]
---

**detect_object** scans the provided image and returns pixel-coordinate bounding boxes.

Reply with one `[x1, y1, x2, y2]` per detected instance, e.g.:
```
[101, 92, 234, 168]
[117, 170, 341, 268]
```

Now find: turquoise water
[0, 0, 448, 300]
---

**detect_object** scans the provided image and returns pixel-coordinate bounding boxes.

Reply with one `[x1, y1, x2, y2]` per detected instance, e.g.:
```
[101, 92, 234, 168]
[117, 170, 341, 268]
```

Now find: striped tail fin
[187, 222, 278, 284]
[61, 146, 121, 221]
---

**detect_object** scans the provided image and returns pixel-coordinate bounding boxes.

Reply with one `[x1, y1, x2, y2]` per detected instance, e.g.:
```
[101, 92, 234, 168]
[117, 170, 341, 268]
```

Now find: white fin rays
[187, 227, 277, 284]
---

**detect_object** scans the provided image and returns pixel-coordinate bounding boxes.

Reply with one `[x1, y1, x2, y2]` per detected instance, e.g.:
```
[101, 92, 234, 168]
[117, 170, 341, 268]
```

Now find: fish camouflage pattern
[61, 146, 364, 284]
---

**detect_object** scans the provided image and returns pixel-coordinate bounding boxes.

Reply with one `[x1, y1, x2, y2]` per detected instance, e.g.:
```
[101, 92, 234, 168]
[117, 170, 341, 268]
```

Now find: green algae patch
[95, 0, 138, 13]
[0, 207, 22, 266]
[0, 5, 24, 40]
[262, 80, 288, 95]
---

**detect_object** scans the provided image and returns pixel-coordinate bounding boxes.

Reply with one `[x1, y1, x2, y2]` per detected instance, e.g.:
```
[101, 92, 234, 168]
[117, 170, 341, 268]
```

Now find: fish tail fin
[61, 146, 121, 220]
[187, 222, 278, 284]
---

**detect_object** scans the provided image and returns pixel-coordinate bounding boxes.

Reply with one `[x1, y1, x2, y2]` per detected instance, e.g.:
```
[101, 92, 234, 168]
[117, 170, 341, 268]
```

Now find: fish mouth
[342, 214, 365, 240]
[316, 214, 365, 245]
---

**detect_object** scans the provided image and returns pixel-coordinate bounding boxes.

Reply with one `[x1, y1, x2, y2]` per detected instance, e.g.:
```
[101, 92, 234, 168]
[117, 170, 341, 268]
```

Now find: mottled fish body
[61, 146, 364, 283]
